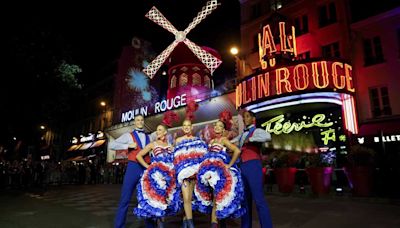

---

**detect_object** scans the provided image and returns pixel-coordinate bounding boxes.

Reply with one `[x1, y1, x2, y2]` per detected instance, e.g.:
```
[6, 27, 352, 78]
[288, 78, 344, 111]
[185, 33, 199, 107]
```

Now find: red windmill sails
[142, 0, 222, 79]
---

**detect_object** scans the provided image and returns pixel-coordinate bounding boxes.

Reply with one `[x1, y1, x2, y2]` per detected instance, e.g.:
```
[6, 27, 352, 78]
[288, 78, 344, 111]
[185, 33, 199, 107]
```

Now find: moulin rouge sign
[236, 22, 355, 109]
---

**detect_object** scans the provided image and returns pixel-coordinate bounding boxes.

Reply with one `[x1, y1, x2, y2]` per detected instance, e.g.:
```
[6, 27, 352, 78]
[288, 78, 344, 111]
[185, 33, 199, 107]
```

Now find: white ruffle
[177, 164, 200, 184]
[140, 177, 168, 210]
[201, 170, 220, 188]
[151, 171, 167, 190]
[216, 171, 238, 211]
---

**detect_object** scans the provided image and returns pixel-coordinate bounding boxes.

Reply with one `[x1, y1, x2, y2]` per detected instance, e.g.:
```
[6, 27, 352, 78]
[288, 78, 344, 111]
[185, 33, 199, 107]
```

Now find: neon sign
[262, 114, 333, 135]
[258, 22, 297, 70]
[121, 94, 187, 123]
[236, 61, 355, 109]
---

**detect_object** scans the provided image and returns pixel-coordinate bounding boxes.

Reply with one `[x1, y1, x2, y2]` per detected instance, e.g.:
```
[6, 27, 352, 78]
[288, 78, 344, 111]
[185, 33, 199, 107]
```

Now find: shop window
[369, 86, 392, 118]
[318, 2, 337, 27]
[170, 75, 176, 88]
[363, 36, 385, 66]
[204, 75, 211, 88]
[294, 15, 308, 35]
[192, 73, 201, 86]
[179, 73, 188, 86]
[322, 42, 340, 58]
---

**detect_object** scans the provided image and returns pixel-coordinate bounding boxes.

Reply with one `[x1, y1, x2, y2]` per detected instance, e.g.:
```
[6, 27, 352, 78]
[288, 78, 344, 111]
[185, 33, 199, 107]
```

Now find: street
[1, 185, 399, 228]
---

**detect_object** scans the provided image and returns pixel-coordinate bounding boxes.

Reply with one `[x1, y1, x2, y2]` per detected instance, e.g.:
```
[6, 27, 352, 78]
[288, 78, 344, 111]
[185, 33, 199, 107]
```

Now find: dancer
[232, 110, 273, 228]
[173, 119, 208, 228]
[134, 124, 180, 227]
[110, 114, 155, 228]
[195, 117, 245, 228]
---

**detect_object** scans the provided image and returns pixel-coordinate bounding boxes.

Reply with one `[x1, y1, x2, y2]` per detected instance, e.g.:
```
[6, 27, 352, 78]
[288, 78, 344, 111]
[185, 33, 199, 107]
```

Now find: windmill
[142, 0, 222, 79]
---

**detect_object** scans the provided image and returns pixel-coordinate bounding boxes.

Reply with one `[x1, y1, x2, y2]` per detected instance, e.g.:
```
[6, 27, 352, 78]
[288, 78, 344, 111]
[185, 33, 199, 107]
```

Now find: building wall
[351, 8, 400, 125]
[239, 0, 352, 77]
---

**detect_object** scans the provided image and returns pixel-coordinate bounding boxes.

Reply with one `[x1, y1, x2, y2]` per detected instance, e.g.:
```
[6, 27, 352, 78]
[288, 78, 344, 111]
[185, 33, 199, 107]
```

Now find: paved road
[1, 185, 399, 228]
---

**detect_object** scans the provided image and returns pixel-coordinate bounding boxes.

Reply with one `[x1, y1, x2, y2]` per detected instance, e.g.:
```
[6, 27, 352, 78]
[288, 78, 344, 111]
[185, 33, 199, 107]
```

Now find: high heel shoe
[182, 219, 188, 228]
[187, 219, 195, 228]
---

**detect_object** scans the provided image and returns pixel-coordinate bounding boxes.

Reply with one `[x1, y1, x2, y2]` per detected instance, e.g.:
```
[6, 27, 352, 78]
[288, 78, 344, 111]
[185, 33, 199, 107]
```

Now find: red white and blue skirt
[173, 137, 208, 186]
[134, 153, 181, 218]
[194, 145, 245, 219]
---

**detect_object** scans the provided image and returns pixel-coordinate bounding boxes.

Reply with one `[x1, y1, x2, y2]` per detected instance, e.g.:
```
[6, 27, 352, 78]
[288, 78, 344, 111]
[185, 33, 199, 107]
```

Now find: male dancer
[110, 114, 155, 228]
[232, 110, 273, 228]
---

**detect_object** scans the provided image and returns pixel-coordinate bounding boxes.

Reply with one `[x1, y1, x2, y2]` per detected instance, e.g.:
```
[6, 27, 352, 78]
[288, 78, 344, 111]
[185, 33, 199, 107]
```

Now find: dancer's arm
[222, 137, 241, 168]
[249, 129, 271, 143]
[109, 133, 135, 150]
[136, 143, 154, 169]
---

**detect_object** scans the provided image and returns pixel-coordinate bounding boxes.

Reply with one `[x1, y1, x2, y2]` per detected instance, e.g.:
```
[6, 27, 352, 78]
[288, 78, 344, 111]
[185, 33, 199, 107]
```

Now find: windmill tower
[143, 0, 222, 101]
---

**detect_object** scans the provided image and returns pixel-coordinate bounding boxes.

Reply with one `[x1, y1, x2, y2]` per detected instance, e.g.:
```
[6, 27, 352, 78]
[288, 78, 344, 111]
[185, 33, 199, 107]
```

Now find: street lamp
[40, 125, 46, 130]
[229, 46, 246, 78]
[230, 47, 239, 55]
[100, 101, 106, 107]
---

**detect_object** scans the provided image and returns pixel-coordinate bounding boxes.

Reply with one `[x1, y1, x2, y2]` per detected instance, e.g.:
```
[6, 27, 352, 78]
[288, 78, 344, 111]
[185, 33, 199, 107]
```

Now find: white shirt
[109, 129, 148, 150]
[231, 124, 271, 148]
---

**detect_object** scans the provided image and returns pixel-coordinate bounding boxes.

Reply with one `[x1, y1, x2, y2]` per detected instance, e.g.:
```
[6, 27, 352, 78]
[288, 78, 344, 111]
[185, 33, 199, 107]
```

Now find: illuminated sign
[80, 134, 94, 143]
[373, 135, 400, 143]
[258, 22, 297, 70]
[261, 114, 333, 135]
[121, 94, 187, 123]
[236, 61, 355, 109]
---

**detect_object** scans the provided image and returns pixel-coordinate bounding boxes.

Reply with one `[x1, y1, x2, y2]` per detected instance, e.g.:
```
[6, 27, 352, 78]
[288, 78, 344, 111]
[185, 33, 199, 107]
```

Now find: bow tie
[135, 129, 145, 133]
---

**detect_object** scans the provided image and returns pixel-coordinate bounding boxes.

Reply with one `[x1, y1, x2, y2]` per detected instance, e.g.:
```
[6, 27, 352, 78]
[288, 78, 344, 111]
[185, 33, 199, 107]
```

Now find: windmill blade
[143, 40, 179, 78]
[183, 0, 219, 35]
[183, 38, 222, 75]
[145, 6, 179, 35]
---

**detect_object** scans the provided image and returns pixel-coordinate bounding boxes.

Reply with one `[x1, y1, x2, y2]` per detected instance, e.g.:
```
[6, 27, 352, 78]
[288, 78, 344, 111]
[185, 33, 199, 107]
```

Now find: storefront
[235, 21, 358, 166]
[66, 131, 106, 163]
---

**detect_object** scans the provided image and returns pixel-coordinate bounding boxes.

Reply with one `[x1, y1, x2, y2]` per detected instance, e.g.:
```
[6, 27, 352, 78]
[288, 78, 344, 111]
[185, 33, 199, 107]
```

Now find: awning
[79, 142, 94, 150]
[67, 144, 82, 151]
[67, 156, 86, 161]
[90, 139, 106, 148]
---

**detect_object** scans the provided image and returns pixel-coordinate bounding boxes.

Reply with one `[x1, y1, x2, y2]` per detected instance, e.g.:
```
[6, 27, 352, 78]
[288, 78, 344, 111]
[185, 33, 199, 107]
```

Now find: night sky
[1, 0, 240, 142]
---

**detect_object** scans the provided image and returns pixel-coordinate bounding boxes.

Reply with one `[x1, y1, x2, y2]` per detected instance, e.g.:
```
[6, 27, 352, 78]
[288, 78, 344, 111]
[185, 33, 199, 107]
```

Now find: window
[192, 73, 201, 86]
[179, 73, 188, 86]
[369, 86, 392, 117]
[251, 2, 262, 20]
[318, 2, 337, 27]
[363, 36, 385, 66]
[322, 42, 340, 58]
[170, 75, 176, 88]
[294, 15, 308, 35]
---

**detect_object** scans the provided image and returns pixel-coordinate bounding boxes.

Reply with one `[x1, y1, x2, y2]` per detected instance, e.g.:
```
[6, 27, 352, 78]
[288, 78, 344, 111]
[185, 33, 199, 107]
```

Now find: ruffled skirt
[134, 156, 181, 218]
[173, 138, 208, 186]
[194, 152, 246, 219]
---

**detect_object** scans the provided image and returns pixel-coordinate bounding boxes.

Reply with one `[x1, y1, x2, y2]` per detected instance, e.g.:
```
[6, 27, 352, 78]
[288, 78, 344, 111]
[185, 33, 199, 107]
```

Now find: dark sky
[1, 0, 240, 141]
